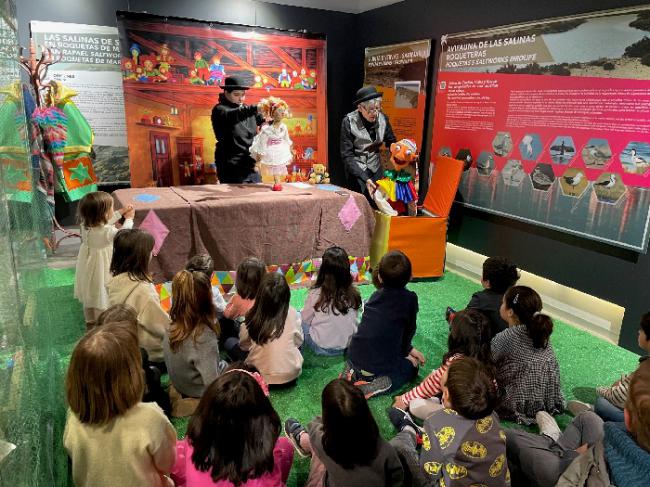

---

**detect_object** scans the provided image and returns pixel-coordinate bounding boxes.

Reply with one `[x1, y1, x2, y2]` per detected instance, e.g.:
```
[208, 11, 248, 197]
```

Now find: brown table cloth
[113, 184, 375, 283]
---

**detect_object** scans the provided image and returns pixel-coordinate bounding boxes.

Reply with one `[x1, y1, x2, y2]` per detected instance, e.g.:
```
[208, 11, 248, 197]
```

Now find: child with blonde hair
[64, 323, 176, 486]
[74, 191, 134, 324]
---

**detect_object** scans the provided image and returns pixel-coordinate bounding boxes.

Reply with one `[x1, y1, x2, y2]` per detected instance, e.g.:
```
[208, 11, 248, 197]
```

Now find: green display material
[1, 264, 640, 486]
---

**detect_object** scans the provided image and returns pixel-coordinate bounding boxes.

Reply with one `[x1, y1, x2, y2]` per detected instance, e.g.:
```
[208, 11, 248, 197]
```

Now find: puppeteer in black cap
[211, 76, 264, 183]
[340, 86, 396, 202]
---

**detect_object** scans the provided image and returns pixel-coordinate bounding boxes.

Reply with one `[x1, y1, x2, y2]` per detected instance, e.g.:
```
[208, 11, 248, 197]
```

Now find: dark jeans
[224, 337, 249, 362]
[218, 318, 240, 348]
[349, 357, 418, 395]
[594, 396, 625, 423]
[386, 358, 419, 393]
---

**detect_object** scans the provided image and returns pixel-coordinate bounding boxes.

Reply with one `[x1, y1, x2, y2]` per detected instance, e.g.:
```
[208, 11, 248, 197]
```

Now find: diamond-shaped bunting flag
[138, 210, 169, 256]
[338, 195, 361, 231]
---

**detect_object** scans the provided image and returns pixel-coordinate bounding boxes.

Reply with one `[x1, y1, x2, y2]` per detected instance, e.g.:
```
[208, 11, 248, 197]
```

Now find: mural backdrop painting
[116, 12, 327, 188]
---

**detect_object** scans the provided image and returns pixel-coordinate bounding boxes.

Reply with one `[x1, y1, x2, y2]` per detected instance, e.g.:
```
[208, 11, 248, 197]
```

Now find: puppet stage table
[113, 184, 375, 283]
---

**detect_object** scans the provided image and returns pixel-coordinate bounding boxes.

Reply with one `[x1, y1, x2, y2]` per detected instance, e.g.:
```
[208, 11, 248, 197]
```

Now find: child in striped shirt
[393, 309, 493, 420]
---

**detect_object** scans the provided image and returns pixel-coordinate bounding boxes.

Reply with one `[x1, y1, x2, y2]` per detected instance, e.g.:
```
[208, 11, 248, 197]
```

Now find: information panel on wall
[116, 12, 327, 188]
[30, 21, 130, 184]
[364, 40, 431, 148]
[431, 6, 650, 252]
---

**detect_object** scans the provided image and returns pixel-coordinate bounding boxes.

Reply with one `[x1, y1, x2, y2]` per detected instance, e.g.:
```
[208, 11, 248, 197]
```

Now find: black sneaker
[356, 375, 392, 399]
[445, 306, 456, 324]
[284, 418, 310, 457]
[388, 406, 421, 434]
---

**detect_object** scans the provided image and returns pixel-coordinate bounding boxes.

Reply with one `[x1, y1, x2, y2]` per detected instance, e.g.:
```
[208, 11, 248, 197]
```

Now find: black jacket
[340, 111, 397, 181]
[467, 289, 508, 338]
[348, 287, 418, 375]
[211, 94, 262, 170]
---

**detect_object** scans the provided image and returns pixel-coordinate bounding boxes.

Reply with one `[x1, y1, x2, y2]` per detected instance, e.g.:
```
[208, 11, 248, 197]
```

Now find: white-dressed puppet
[250, 96, 293, 191]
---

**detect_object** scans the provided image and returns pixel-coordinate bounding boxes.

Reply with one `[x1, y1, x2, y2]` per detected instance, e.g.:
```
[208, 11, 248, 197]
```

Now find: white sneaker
[536, 411, 561, 441]
[567, 400, 592, 417]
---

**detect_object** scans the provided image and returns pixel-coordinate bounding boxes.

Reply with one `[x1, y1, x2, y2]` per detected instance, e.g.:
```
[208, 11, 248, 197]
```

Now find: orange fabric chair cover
[422, 155, 464, 217]
[387, 215, 448, 278]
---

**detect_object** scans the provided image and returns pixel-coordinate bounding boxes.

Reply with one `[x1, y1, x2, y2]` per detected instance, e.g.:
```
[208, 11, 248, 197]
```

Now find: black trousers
[216, 157, 261, 184]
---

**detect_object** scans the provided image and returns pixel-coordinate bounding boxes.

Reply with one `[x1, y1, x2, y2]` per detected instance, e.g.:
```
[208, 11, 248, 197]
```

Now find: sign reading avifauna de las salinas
[116, 11, 326, 188]
[432, 6, 650, 252]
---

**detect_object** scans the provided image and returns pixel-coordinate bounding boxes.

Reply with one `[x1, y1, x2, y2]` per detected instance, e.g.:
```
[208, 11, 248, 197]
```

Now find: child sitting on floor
[394, 308, 493, 420]
[95, 304, 171, 416]
[492, 285, 565, 424]
[301, 246, 361, 356]
[185, 254, 226, 318]
[240, 273, 303, 386]
[568, 311, 650, 423]
[507, 359, 650, 487]
[223, 256, 266, 322]
[388, 357, 509, 487]
[284, 379, 404, 487]
[64, 323, 176, 487]
[74, 190, 135, 325]
[464, 256, 519, 338]
[345, 250, 424, 398]
[221, 257, 266, 349]
[163, 270, 227, 417]
[171, 363, 294, 486]
[107, 229, 170, 364]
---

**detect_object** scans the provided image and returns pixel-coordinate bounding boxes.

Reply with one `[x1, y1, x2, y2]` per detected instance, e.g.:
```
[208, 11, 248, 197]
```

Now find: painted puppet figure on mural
[194, 51, 210, 81]
[208, 56, 226, 85]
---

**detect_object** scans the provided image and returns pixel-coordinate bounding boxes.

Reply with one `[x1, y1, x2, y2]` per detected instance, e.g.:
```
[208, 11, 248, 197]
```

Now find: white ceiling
[255, 0, 405, 14]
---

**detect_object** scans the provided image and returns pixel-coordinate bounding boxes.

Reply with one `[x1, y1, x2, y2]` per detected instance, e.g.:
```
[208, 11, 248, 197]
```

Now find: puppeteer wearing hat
[340, 86, 397, 203]
[211, 76, 265, 184]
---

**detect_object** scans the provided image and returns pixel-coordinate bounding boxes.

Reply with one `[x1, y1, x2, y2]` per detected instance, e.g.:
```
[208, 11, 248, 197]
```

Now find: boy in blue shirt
[345, 250, 424, 397]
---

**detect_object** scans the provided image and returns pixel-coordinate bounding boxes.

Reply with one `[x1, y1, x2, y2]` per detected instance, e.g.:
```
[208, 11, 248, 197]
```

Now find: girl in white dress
[74, 191, 134, 324]
[250, 97, 293, 191]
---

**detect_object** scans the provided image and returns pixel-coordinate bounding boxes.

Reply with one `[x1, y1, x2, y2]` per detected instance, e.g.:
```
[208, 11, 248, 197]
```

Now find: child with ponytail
[491, 285, 565, 424]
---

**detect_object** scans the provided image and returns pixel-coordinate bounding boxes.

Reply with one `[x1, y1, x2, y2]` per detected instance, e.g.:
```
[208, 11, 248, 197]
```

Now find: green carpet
[15, 267, 641, 486]
[167, 273, 641, 487]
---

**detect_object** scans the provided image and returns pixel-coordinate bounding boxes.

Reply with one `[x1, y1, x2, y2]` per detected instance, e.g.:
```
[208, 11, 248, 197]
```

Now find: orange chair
[370, 155, 464, 278]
